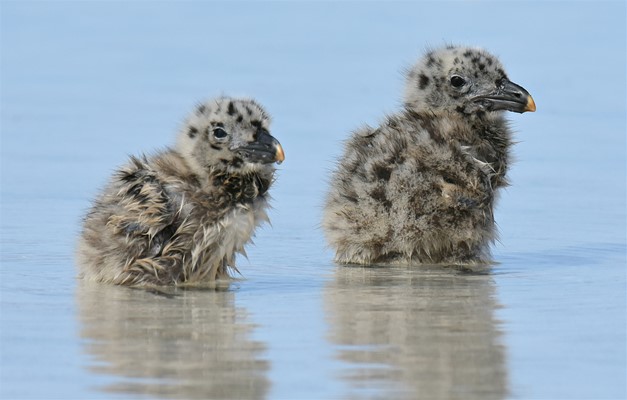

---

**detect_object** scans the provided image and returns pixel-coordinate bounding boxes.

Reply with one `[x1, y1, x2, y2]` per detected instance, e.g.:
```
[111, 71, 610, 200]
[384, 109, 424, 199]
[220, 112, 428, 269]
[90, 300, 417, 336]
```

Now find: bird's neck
[414, 109, 513, 187]
[162, 150, 274, 202]
[466, 112, 512, 187]
[209, 168, 273, 204]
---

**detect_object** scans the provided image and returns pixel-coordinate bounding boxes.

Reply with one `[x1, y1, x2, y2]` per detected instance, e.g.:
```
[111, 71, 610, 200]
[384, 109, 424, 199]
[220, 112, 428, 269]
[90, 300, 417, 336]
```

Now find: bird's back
[78, 151, 193, 285]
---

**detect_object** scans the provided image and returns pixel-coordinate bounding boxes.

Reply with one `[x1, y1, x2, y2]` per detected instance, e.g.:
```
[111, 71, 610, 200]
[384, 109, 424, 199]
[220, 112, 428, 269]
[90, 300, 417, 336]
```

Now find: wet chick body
[78, 97, 284, 286]
[323, 46, 535, 266]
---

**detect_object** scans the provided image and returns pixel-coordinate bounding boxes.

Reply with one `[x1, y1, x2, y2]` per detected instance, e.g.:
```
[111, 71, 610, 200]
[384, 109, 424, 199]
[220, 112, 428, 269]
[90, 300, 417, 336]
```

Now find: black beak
[236, 131, 285, 165]
[473, 79, 536, 113]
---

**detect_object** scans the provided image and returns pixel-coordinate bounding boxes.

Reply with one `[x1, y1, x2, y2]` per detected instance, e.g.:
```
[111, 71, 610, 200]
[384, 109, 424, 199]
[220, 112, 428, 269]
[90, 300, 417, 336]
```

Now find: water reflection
[325, 265, 508, 400]
[76, 281, 269, 399]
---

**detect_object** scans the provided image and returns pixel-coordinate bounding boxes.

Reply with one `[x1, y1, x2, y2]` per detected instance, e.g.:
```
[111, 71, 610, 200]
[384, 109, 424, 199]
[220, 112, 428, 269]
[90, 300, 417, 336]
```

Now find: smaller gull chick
[323, 46, 535, 266]
[77, 97, 285, 286]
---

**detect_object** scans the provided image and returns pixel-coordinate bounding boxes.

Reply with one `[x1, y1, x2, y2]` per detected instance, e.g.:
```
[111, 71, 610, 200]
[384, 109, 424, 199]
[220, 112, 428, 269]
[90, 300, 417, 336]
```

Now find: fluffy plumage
[77, 97, 285, 286]
[323, 46, 535, 265]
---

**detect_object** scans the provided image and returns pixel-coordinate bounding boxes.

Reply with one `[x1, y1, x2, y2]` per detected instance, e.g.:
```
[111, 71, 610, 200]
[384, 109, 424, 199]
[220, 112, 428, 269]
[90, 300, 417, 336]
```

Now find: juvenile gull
[323, 46, 535, 265]
[77, 97, 285, 286]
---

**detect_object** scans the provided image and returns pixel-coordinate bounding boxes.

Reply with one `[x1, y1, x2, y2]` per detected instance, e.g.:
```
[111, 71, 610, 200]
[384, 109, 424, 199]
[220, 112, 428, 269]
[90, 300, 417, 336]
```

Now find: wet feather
[77, 97, 284, 286]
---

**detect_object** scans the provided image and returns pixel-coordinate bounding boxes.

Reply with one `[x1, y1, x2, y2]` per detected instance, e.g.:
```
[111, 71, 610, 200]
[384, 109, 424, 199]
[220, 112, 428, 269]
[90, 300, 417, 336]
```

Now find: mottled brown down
[323, 46, 535, 265]
[77, 97, 283, 286]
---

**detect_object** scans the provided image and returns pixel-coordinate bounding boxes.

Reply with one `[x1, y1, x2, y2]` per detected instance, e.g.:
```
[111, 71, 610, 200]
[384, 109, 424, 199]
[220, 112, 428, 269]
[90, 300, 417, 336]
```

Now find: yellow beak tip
[526, 95, 537, 112]
[275, 144, 285, 164]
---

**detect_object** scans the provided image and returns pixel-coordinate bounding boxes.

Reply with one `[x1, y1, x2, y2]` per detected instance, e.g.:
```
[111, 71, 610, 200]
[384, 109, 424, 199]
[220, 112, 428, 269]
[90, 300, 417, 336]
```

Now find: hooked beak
[237, 130, 285, 165]
[473, 79, 536, 113]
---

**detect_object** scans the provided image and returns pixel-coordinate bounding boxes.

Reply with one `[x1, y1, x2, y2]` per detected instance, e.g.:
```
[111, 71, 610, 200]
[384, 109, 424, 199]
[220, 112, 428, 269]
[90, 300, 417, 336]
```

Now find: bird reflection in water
[76, 281, 269, 399]
[324, 265, 508, 400]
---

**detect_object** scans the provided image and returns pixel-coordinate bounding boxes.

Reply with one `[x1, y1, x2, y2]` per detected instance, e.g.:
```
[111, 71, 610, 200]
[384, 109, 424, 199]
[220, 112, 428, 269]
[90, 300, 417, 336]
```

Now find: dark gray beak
[473, 79, 536, 113]
[237, 131, 285, 165]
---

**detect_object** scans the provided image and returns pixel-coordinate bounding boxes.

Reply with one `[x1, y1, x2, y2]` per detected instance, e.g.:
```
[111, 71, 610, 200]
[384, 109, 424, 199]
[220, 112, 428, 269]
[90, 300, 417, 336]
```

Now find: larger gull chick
[323, 45, 535, 265]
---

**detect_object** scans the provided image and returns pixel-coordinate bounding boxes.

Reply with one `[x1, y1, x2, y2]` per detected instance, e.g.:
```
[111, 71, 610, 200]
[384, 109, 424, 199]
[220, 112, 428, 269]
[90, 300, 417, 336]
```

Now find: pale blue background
[1, 1, 625, 399]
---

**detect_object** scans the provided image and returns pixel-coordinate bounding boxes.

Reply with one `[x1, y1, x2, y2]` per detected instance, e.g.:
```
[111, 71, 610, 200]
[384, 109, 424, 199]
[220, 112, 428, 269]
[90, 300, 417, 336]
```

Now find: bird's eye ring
[213, 127, 229, 139]
[450, 75, 466, 88]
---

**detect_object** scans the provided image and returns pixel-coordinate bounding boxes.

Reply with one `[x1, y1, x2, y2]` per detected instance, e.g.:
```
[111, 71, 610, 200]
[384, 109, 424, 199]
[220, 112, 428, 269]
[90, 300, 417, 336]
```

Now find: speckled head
[177, 97, 284, 176]
[404, 45, 536, 115]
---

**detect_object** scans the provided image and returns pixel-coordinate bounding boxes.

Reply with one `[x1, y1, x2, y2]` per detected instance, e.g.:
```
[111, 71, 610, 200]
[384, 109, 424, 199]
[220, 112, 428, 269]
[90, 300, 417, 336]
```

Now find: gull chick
[323, 46, 535, 265]
[77, 97, 285, 286]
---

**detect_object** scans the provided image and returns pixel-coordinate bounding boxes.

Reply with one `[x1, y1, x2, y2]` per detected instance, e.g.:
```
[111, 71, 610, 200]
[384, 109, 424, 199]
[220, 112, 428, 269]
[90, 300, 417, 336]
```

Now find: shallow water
[1, 2, 626, 400]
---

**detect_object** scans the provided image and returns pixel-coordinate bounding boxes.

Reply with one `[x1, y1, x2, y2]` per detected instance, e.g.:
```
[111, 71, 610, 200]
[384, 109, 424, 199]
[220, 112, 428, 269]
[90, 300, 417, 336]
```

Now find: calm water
[1, 2, 625, 399]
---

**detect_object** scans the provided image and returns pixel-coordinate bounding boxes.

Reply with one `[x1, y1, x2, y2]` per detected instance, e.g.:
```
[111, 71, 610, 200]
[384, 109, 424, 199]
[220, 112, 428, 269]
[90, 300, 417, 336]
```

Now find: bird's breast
[219, 199, 270, 258]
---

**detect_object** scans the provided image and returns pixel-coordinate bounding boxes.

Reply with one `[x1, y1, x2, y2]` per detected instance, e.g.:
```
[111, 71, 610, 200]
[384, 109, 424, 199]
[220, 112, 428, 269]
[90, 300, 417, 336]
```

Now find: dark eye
[450, 75, 466, 88]
[213, 127, 228, 139]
